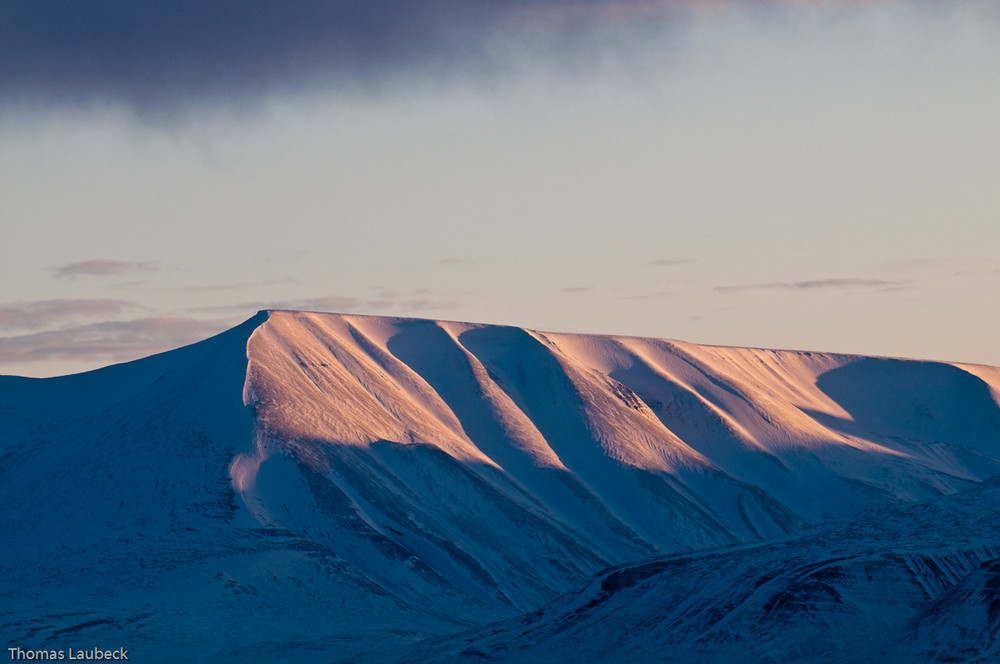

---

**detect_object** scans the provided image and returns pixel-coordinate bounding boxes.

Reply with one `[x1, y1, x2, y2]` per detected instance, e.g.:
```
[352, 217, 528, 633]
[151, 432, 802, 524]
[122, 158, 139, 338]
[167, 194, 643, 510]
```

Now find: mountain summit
[3, 311, 999, 662]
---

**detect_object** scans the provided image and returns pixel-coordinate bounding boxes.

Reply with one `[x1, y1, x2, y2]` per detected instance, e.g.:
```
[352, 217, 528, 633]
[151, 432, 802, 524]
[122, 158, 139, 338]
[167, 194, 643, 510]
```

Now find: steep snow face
[3, 309, 1000, 663]
[238, 311, 1000, 531]
[230, 311, 1000, 632]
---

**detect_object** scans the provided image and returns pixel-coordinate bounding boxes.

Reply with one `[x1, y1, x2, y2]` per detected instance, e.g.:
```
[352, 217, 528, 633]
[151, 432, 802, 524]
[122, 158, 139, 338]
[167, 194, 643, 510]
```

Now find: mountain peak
[3, 310, 999, 662]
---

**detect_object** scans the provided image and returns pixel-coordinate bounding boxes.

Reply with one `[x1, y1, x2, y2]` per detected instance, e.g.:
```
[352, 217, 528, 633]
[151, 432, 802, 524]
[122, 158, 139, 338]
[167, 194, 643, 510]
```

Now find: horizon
[8, 307, 1000, 382]
[2, 0, 999, 377]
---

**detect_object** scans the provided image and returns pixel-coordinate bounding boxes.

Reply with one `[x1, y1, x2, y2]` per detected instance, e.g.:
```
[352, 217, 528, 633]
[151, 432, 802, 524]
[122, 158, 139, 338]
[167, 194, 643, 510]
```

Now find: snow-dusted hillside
[3, 310, 999, 662]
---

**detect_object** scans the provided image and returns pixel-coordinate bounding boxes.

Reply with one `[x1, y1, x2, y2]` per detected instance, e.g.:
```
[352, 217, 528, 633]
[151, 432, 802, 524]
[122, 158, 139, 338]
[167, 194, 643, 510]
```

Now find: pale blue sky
[2, 1, 998, 377]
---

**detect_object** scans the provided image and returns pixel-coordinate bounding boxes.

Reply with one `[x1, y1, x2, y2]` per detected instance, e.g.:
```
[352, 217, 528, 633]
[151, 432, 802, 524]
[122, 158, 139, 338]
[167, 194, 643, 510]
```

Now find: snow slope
[360, 479, 1000, 664]
[3, 310, 999, 662]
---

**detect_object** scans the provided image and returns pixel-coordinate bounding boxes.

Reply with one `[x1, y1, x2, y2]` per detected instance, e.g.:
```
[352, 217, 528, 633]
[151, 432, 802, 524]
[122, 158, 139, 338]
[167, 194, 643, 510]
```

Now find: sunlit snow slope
[3, 310, 1000, 662]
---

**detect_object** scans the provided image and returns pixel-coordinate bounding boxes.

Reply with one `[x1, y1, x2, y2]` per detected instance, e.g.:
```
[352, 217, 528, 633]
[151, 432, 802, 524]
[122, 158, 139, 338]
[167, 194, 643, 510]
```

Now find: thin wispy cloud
[622, 291, 675, 300]
[876, 257, 954, 272]
[54, 259, 153, 279]
[715, 278, 911, 293]
[0, 317, 229, 364]
[874, 256, 998, 280]
[0, 299, 136, 330]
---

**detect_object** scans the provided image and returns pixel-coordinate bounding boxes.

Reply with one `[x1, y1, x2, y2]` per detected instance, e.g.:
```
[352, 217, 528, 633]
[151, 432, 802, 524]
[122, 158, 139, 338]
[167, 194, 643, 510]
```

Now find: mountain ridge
[3, 309, 999, 662]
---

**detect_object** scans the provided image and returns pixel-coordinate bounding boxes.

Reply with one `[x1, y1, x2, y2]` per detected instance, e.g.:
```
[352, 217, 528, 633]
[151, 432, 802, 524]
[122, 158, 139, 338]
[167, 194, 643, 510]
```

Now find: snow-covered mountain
[2, 310, 999, 662]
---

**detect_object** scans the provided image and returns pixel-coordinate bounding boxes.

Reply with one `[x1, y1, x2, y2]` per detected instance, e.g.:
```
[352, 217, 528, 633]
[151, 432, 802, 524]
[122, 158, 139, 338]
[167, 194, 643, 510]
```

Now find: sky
[2, 0, 999, 378]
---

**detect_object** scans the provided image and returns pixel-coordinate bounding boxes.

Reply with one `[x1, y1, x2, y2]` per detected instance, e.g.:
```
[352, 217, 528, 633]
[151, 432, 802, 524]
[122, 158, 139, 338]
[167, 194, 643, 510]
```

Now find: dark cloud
[54, 259, 153, 279]
[0, 299, 135, 329]
[715, 278, 910, 293]
[0, 316, 230, 364]
[4, 1, 987, 115]
[0, 0, 702, 112]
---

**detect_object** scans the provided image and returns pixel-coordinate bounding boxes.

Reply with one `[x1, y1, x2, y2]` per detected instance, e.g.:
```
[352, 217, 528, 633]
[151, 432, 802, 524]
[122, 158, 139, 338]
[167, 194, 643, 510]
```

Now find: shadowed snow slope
[2, 310, 1000, 662]
[360, 479, 1000, 664]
